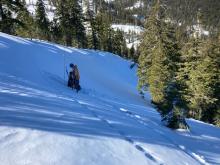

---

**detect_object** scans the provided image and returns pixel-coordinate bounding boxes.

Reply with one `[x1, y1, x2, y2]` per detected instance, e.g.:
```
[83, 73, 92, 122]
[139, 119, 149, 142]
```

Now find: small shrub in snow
[162, 106, 189, 130]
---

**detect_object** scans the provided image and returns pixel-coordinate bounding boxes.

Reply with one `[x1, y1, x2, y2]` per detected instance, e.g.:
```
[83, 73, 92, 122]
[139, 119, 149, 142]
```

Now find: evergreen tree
[129, 45, 135, 60]
[86, 7, 99, 49]
[138, 0, 169, 105]
[15, 1, 36, 39]
[178, 38, 204, 119]
[73, 0, 87, 48]
[137, 0, 186, 129]
[50, 18, 62, 43]
[109, 29, 128, 57]
[112, 29, 124, 56]
[178, 36, 220, 125]
[198, 42, 220, 123]
[121, 38, 128, 58]
[56, 0, 71, 45]
[107, 27, 113, 52]
[213, 35, 220, 126]
[57, 0, 86, 47]
[0, 0, 23, 34]
[134, 46, 140, 63]
[90, 22, 100, 50]
[95, 12, 109, 51]
[35, 0, 50, 40]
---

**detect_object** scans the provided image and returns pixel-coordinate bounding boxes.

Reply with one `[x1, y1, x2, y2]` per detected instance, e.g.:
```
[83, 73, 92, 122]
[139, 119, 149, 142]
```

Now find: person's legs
[72, 79, 76, 90]
[75, 80, 80, 92]
[68, 78, 73, 88]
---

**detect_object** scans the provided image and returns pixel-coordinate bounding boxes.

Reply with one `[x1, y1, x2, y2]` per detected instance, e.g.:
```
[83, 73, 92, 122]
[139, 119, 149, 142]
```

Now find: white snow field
[0, 32, 220, 165]
[111, 24, 144, 34]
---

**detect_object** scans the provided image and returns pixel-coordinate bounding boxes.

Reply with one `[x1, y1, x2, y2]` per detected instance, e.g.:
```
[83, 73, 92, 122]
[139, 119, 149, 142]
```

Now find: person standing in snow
[68, 63, 75, 89]
[73, 65, 81, 92]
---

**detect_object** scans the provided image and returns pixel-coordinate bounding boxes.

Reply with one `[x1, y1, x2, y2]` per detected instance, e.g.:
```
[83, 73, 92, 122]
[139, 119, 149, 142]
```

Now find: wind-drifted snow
[111, 24, 144, 34]
[125, 1, 144, 10]
[104, 0, 114, 3]
[0, 32, 220, 165]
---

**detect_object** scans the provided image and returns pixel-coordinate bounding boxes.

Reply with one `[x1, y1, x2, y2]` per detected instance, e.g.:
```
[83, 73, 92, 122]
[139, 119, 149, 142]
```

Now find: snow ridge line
[114, 106, 208, 165]
[77, 101, 165, 165]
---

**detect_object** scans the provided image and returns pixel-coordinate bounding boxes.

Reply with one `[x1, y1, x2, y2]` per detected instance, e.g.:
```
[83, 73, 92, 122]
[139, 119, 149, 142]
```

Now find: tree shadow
[0, 73, 174, 148]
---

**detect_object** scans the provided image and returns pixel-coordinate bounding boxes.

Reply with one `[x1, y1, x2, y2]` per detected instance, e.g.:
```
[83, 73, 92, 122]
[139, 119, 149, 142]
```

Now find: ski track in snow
[75, 94, 205, 165]
[74, 90, 212, 165]
[114, 104, 208, 165]
[77, 100, 165, 165]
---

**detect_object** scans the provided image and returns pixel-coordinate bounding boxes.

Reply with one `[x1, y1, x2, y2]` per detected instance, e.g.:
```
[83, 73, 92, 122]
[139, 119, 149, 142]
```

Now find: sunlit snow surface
[111, 24, 144, 34]
[0, 33, 220, 165]
[125, 0, 144, 10]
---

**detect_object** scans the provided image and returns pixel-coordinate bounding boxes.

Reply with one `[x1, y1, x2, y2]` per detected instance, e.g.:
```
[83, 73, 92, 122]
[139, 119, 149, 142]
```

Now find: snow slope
[0, 32, 220, 165]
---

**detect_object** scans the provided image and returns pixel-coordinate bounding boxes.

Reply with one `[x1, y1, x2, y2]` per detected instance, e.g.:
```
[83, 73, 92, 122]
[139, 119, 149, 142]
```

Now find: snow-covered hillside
[0, 33, 220, 165]
[25, 0, 56, 21]
[112, 24, 143, 34]
[25, 0, 97, 20]
[125, 0, 144, 10]
[111, 24, 144, 49]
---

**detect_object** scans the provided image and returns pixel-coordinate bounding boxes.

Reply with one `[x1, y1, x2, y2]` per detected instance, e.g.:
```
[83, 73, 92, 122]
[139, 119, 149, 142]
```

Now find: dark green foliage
[177, 36, 220, 125]
[138, 1, 171, 105]
[86, 8, 100, 50]
[73, 1, 87, 48]
[122, 41, 129, 59]
[163, 105, 189, 130]
[137, 0, 220, 128]
[110, 29, 128, 57]
[56, 0, 86, 47]
[95, 12, 111, 51]
[128, 45, 135, 60]
[56, 0, 71, 46]
[214, 109, 220, 127]
[35, 0, 50, 40]
[88, 11, 100, 50]
[112, 29, 126, 56]
[50, 18, 62, 43]
[165, 0, 220, 36]
[87, 11, 128, 56]
[137, 0, 187, 129]
[15, 1, 36, 38]
[0, 0, 23, 34]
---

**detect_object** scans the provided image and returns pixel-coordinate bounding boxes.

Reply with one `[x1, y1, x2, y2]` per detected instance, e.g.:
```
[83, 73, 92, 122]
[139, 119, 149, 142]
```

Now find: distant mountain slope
[24, 0, 145, 48]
